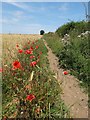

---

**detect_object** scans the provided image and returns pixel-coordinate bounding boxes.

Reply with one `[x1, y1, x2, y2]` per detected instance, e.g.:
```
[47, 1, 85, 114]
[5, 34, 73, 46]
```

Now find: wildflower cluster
[2, 40, 44, 118]
[2, 38, 70, 119]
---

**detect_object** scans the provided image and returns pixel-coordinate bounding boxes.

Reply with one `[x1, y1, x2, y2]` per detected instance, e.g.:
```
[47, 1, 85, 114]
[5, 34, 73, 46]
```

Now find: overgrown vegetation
[56, 21, 88, 37]
[43, 21, 89, 91]
[43, 33, 64, 56]
[2, 37, 70, 119]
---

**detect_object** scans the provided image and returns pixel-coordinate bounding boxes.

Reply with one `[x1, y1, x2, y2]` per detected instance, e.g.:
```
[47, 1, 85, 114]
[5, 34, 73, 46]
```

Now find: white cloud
[7, 2, 30, 11]
[2, 10, 24, 24]
[4, 2, 46, 13]
[1, 17, 19, 24]
[2, 7, 34, 25]
[58, 3, 69, 11]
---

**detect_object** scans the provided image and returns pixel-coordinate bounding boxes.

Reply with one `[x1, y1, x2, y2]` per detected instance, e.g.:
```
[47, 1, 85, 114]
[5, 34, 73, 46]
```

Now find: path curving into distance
[44, 40, 88, 118]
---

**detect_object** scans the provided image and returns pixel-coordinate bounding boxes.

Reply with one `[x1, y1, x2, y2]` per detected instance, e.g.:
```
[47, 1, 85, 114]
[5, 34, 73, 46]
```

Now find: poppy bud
[18, 49, 23, 53]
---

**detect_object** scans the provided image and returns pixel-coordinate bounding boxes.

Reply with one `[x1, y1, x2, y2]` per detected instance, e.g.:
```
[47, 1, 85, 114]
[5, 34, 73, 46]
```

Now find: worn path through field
[43, 40, 88, 118]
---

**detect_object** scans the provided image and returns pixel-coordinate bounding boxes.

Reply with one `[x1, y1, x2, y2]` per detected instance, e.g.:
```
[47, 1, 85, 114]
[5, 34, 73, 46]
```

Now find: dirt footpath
[44, 40, 88, 118]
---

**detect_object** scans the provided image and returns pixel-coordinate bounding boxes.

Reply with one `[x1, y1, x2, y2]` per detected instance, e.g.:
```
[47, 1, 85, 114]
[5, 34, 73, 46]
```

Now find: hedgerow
[56, 21, 88, 37]
[43, 21, 89, 92]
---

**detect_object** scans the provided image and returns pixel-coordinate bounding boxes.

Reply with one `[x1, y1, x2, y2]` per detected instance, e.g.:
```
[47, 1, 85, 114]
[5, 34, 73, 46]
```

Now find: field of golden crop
[1, 34, 42, 65]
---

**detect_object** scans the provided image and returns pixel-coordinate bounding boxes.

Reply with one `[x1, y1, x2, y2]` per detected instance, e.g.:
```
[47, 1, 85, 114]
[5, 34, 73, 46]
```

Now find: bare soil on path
[44, 40, 88, 118]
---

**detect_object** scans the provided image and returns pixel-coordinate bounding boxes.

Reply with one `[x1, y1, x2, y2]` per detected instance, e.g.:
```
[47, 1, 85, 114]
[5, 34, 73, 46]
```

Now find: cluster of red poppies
[14, 41, 40, 68]
[12, 40, 41, 102]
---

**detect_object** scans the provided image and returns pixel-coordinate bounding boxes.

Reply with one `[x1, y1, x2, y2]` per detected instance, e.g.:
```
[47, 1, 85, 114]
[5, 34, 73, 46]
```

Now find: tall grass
[2, 35, 70, 119]
[43, 33, 64, 56]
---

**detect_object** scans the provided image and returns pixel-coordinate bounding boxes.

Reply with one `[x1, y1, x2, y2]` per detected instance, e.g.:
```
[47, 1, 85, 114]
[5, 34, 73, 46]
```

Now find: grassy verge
[2, 36, 70, 119]
[43, 22, 89, 106]
[43, 33, 64, 56]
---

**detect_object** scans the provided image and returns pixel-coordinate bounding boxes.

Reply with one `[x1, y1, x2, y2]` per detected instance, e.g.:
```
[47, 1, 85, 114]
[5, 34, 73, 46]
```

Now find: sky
[0, 2, 88, 34]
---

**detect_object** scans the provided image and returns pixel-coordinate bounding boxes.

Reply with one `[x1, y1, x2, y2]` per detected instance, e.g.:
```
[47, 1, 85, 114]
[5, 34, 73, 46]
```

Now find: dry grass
[1, 34, 42, 65]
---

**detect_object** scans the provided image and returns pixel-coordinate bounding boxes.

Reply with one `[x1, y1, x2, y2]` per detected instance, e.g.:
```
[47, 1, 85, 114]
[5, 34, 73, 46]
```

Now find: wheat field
[1, 34, 42, 65]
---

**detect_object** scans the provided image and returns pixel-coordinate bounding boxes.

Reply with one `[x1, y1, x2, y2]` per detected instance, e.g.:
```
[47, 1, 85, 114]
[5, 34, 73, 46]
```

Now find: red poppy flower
[30, 61, 37, 67]
[30, 55, 35, 59]
[36, 46, 39, 49]
[39, 51, 42, 55]
[30, 46, 33, 51]
[32, 42, 34, 44]
[25, 50, 33, 54]
[63, 71, 68, 75]
[12, 61, 22, 70]
[18, 49, 23, 53]
[26, 94, 35, 102]
[0, 68, 2, 73]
